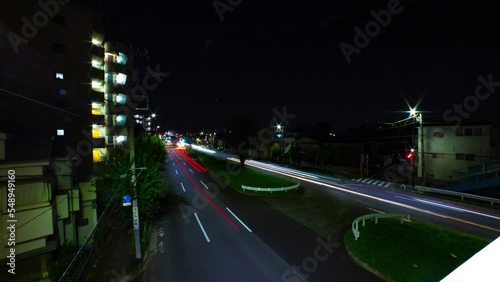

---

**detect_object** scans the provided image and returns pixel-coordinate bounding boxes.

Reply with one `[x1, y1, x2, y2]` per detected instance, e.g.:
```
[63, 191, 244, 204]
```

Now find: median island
[196, 152, 300, 195]
[344, 218, 492, 282]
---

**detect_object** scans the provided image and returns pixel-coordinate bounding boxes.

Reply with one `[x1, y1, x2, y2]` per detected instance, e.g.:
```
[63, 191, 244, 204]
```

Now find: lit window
[91, 102, 102, 115]
[91, 79, 104, 91]
[91, 59, 103, 69]
[117, 52, 128, 65]
[116, 94, 127, 104]
[57, 129, 64, 136]
[116, 73, 127, 85]
[92, 129, 101, 138]
[104, 53, 116, 63]
[116, 135, 126, 144]
[56, 72, 64, 80]
[116, 115, 126, 126]
[93, 149, 102, 162]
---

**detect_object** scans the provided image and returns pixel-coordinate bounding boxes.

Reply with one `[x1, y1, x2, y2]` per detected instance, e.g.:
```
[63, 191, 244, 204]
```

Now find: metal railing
[416, 186, 500, 206]
[435, 168, 500, 188]
[352, 213, 411, 240]
[241, 182, 300, 192]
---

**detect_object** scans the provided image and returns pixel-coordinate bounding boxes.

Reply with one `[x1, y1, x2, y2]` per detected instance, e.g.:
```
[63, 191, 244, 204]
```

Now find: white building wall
[419, 125, 493, 181]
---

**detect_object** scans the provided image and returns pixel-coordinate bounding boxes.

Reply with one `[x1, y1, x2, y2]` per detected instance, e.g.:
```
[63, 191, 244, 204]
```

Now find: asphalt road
[237, 158, 500, 240]
[136, 148, 382, 282]
[205, 147, 500, 240]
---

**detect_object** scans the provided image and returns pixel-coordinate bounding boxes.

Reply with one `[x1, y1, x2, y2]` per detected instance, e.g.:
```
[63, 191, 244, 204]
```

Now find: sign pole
[132, 197, 141, 259]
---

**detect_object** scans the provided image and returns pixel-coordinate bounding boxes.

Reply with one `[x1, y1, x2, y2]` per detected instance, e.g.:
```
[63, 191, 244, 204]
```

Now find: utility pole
[412, 116, 416, 189]
[128, 117, 142, 259]
[419, 113, 425, 186]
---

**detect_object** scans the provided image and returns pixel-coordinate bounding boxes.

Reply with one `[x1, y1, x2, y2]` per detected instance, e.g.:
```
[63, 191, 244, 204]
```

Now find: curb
[343, 233, 397, 282]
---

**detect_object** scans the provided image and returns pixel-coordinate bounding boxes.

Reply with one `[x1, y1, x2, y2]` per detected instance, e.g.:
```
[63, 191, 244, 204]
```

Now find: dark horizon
[79, 0, 500, 132]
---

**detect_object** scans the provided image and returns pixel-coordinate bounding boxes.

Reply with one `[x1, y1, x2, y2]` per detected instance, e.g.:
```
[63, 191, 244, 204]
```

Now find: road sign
[123, 195, 132, 207]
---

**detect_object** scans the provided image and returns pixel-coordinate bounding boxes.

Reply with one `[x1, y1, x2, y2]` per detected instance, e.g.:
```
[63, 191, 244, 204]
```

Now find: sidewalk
[83, 216, 152, 282]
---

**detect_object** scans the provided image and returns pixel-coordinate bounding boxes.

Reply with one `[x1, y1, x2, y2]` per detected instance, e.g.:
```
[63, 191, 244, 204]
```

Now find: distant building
[418, 123, 500, 183]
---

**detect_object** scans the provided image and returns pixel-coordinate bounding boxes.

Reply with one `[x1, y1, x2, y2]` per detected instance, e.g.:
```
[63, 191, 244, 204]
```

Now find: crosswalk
[352, 178, 392, 188]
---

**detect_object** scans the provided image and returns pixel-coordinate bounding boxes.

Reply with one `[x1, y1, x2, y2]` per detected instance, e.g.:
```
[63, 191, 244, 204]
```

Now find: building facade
[418, 123, 500, 183]
[0, 2, 121, 280]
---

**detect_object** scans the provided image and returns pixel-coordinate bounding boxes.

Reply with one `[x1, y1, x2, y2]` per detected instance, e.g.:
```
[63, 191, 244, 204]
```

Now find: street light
[275, 123, 285, 159]
[408, 107, 425, 187]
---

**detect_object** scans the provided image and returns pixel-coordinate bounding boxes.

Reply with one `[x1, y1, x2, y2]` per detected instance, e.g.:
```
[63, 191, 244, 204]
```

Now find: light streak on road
[181, 182, 186, 192]
[228, 158, 500, 233]
[200, 180, 209, 189]
[413, 198, 500, 220]
[171, 151, 240, 231]
[194, 213, 211, 242]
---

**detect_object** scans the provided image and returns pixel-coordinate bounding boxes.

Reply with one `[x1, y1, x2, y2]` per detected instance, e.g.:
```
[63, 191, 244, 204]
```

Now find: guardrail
[241, 182, 300, 193]
[352, 213, 411, 240]
[416, 186, 500, 206]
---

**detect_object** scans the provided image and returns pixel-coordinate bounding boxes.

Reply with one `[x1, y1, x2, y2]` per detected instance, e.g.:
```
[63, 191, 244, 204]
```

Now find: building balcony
[104, 62, 128, 74]
[92, 137, 105, 148]
[89, 67, 104, 80]
[89, 90, 104, 103]
[106, 126, 127, 136]
[90, 44, 104, 57]
[90, 115, 105, 125]
[104, 82, 127, 94]
[105, 103, 129, 116]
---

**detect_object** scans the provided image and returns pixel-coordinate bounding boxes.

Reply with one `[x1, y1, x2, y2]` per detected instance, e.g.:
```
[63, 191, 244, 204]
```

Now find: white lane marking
[175, 169, 178, 175]
[368, 208, 385, 213]
[194, 213, 211, 242]
[172, 163, 175, 166]
[184, 162, 187, 165]
[200, 180, 209, 189]
[180, 182, 185, 192]
[189, 168, 194, 173]
[226, 207, 252, 232]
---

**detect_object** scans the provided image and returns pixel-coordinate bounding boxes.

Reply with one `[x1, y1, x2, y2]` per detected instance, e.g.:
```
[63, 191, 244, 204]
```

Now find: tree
[224, 115, 260, 168]
[284, 141, 302, 163]
[97, 133, 167, 222]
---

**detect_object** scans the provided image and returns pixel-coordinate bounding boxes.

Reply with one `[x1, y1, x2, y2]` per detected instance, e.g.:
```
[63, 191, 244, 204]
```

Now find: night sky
[97, 0, 500, 132]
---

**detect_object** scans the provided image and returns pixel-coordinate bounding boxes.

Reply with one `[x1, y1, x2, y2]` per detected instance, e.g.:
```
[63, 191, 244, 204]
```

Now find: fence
[241, 182, 300, 193]
[416, 186, 500, 206]
[352, 213, 411, 240]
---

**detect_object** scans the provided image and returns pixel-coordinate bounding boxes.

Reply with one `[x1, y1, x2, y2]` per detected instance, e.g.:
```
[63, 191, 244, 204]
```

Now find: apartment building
[0, 2, 124, 280]
[418, 123, 500, 183]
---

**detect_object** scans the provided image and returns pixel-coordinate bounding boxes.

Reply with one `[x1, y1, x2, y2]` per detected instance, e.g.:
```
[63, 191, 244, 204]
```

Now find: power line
[0, 87, 90, 121]
[0, 195, 69, 239]
[58, 175, 129, 281]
